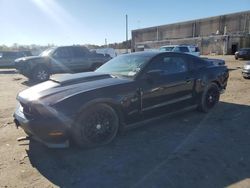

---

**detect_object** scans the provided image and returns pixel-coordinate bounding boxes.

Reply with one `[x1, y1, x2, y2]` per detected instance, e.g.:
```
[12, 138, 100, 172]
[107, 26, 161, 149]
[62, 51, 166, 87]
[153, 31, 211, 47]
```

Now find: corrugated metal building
[131, 10, 250, 55]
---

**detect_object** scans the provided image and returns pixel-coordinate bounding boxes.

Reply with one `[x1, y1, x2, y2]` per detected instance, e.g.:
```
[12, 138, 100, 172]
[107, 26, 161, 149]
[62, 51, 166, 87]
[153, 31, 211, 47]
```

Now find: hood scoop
[50, 72, 112, 85]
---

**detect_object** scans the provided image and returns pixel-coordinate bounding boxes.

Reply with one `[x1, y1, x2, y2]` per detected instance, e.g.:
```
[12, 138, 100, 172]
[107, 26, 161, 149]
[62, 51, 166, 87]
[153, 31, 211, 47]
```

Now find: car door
[71, 47, 90, 71]
[139, 53, 195, 115]
[51, 47, 74, 72]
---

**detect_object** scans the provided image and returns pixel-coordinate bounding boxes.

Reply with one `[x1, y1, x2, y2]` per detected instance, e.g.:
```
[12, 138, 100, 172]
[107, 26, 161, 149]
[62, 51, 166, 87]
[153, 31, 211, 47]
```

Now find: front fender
[75, 98, 125, 124]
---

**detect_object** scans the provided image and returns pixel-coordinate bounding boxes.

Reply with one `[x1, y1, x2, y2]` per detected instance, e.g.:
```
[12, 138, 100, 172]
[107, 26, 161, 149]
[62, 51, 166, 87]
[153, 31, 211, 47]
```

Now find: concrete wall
[132, 11, 250, 54]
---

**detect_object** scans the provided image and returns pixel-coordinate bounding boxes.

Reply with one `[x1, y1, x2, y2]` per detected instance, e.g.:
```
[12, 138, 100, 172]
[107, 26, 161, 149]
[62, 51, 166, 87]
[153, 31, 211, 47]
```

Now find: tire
[32, 66, 50, 82]
[72, 103, 119, 148]
[198, 83, 220, 113]
[243, 76, 249, 79]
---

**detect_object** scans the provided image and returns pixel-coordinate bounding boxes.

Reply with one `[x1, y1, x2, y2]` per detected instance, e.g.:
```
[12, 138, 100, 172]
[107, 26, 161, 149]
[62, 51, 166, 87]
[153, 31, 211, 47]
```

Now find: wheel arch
[211, 80, 221, 90]
[75, 98, 125, 127]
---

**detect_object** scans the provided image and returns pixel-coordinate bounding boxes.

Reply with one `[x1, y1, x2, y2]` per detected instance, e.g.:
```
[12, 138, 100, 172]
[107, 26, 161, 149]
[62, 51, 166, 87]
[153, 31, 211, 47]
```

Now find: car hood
[204, 58, 225, 65]
[15, 56, 45, 62]
[17, 72, 132, 105]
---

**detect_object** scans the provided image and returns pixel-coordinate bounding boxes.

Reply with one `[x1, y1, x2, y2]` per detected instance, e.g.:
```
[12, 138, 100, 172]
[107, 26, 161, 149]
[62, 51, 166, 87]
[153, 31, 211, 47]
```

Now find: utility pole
[126, 14, 128, 53]
[105, 38, 107, 48]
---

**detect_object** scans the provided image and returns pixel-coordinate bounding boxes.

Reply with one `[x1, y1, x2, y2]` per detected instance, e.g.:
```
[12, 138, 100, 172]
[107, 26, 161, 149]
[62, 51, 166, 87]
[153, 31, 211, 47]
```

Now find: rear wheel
[32, 66, 50, 82]
[72, 103, 119, 148]
[198, 83, 220, 112]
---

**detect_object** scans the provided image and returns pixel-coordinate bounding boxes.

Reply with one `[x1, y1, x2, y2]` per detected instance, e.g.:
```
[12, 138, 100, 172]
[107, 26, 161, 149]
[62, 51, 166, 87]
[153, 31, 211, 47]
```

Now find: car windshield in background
[159, 47, 174, 52]
[96, 54, 152, 78]
[39, 48, 55, 57]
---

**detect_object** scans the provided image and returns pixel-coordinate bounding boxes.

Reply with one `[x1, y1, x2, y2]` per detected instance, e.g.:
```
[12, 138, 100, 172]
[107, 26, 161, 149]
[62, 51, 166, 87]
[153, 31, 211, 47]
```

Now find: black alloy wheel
[73, 103, 119, 148]
[205, 86, 220, 109]
[198, 83, 220, 112]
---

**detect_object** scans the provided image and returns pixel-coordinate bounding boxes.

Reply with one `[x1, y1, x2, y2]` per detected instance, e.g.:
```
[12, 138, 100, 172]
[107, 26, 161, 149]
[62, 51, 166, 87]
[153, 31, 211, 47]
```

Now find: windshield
[96, 54, 152, 78]
[159, 46, 174, 52]
[39, 48, 56, 57]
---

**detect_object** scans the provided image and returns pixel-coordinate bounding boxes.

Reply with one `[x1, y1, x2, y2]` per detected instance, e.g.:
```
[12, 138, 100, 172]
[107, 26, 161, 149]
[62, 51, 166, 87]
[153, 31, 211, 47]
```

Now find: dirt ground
[0, 55, 250, 188]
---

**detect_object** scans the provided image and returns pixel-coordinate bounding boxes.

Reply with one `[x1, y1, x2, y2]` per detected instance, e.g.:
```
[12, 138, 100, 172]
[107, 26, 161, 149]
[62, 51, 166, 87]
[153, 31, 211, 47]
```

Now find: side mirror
[145, 69, 163, 80]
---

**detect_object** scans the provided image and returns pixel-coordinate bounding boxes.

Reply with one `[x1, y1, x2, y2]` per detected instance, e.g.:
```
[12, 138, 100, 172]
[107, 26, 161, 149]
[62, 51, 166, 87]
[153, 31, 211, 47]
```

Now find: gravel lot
[0, 55, 250, 188]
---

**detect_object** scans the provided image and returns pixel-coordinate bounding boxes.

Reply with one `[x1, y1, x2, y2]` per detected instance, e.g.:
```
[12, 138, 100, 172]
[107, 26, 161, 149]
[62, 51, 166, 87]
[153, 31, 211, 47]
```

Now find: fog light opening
[49, 131, 64, 136]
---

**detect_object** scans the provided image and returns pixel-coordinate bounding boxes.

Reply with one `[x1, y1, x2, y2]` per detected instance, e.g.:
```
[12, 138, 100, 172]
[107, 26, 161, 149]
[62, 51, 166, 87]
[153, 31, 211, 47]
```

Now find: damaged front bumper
[13, 104, 69, 148]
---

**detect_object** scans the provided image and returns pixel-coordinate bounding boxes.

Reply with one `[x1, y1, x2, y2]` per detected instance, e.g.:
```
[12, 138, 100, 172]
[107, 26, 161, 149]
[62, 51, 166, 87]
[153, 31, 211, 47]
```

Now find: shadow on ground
[26, 102, 250, 188]
[228, 68, 241, 72]
[21, 80, 38, 87]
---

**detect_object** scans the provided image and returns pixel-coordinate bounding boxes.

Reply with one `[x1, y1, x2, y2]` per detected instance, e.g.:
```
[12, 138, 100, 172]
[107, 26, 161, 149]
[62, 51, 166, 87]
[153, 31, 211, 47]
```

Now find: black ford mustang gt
[14, 52, 229, 148]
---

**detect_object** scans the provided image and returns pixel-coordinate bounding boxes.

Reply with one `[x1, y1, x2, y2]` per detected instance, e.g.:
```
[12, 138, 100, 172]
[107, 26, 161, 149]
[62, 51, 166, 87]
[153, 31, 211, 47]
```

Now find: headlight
[16, 101, 23, 112]
[35, 103, 58, 117]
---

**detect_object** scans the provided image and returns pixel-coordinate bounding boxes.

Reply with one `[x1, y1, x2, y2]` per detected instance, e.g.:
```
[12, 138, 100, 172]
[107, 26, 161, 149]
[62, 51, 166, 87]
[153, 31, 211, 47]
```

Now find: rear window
[179, 47, 189, 52]
[174, 47, 189, 53]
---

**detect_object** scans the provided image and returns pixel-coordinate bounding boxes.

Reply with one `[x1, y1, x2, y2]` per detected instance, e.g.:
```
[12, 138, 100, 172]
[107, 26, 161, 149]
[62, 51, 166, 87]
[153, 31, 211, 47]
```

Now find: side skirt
[123, 105, 198, 131]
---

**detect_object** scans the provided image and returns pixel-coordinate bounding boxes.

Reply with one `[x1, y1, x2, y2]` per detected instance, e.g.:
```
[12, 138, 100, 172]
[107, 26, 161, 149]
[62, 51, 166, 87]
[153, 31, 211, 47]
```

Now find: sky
[0, 0, 249, 46]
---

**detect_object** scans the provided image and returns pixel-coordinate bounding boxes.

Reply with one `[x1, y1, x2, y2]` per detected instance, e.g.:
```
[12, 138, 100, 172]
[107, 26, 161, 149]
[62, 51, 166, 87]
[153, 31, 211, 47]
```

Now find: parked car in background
[160, 45, 200, 56]
[242, 61, 250, 79]
[0, 51, 32, 68]
[92, 48, 117, 58]
[14, 51, 229, 148]
[159, 45, 178, 52]
[235, 48, 250, 60]
[15, 46, 111, 82]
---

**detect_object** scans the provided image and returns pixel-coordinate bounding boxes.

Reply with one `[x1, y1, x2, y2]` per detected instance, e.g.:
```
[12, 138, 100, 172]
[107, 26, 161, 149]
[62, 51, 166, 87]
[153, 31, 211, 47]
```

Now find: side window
[54, 48, 73, 58]
[16, 52, 24, 58]
[188, 56, 205, 70]
[147, 55, 188, 75]
[73, 47, 86, 57]
[173, 47, 180, 52]
[179, 47, 189, 52]
[163, 57, 188, 74]
[3, 52, 14, 58]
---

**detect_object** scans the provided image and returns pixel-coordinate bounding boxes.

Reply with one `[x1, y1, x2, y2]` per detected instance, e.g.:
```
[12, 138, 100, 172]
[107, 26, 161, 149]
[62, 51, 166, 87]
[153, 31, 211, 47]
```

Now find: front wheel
[198, 83, 220, 113]
[72, 103, 119, 148]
